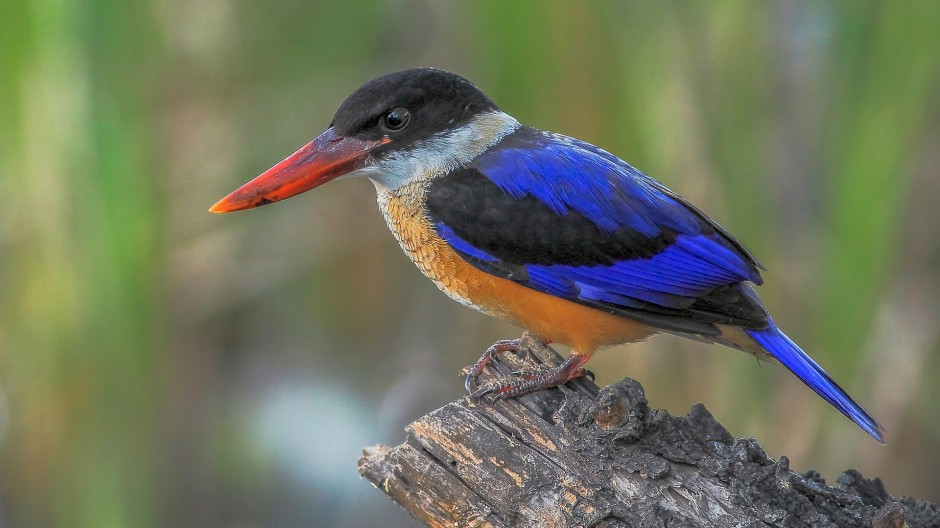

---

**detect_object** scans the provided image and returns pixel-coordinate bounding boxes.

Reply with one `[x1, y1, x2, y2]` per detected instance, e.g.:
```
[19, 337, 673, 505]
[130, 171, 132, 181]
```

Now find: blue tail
[747, 323, 884, 443]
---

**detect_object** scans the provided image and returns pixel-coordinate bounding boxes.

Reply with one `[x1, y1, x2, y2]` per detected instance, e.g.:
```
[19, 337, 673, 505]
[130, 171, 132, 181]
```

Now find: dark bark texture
[358, 334, 939, 528]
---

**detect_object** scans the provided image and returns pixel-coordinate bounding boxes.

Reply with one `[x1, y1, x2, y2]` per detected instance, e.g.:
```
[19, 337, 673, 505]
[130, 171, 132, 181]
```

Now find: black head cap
[330, 68, 499, 148]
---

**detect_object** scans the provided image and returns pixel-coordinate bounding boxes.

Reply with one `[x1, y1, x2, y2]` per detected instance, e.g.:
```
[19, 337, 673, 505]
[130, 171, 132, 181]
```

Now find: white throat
[360, 110, 519, 193]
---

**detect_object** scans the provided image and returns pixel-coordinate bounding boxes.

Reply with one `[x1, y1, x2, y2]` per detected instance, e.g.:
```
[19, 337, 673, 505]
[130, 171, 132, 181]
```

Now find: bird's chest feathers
[377, 182, 494, 314]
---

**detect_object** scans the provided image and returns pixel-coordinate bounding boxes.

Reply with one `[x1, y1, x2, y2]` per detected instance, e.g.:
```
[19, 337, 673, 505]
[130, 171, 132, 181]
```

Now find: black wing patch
[427, 168, 675, 265]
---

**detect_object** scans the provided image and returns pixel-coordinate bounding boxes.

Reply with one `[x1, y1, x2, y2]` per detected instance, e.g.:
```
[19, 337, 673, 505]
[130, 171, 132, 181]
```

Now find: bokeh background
[2, 1, 940, 526]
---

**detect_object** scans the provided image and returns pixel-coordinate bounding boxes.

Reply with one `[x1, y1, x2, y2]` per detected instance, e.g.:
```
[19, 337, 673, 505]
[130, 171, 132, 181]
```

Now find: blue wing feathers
[434, 223, 500, 262]
[747, 323, 884, 442]
[673, 236, 761, 284]
[479, 139, 664, 236]
[512, 237, 750, 306]
[524, 266, 578, 297]
[575, 284, 648, 309]
[429, 129, 766, 320]
[476, 131, 761, 277]
[432, 127, 768, 329]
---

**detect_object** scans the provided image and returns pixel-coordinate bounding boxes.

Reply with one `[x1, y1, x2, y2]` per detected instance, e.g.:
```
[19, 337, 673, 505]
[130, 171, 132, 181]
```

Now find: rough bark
[358, 334, 939, 528]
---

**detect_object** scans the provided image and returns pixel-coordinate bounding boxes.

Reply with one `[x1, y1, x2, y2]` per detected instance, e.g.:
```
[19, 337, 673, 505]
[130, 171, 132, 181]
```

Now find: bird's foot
[469, 353, 592, 400]
[465, 339, 526, 394]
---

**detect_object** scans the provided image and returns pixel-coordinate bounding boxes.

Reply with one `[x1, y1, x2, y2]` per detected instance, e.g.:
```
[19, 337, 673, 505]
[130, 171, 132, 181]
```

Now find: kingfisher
[211, 68, 884, 442]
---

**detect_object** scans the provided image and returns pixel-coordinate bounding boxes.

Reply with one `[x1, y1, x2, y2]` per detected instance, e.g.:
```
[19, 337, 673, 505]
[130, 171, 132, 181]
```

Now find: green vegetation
[1, 2, 938, 526]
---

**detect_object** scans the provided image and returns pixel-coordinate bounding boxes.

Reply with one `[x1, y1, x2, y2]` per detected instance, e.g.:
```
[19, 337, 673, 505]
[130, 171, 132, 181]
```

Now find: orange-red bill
[210, 128, 390, 213]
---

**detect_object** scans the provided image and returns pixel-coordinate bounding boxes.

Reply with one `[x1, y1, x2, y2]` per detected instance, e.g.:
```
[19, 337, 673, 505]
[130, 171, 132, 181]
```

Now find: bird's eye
[382, 108, 411, 132]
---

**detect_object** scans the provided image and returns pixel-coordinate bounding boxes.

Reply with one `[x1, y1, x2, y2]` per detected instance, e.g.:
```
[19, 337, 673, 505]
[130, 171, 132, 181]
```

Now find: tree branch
[359, 334, 938, 527]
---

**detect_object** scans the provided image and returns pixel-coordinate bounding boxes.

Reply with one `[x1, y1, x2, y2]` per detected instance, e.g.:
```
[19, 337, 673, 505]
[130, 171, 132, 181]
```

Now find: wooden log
[359, 334, 939, 528]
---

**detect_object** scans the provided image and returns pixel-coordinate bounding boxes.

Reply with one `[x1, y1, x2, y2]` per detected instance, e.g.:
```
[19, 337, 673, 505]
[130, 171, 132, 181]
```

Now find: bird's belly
[377, 187, 657, 353]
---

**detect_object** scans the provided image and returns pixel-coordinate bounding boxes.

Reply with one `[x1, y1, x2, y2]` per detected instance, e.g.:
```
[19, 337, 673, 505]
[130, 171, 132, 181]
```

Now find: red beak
[210, 128, 390, 213]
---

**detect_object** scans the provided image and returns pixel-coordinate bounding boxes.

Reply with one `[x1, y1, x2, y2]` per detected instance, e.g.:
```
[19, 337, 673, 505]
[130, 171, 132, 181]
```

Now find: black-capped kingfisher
[211, 68, 884, 442]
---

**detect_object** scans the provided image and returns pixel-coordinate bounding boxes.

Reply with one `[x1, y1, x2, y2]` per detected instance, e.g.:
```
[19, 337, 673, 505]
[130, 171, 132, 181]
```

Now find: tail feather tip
[747, 324, 884, 443]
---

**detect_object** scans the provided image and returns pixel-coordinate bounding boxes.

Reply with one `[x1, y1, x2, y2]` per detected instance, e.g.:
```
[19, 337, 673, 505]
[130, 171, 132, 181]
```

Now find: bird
[210, 67, 884, 442]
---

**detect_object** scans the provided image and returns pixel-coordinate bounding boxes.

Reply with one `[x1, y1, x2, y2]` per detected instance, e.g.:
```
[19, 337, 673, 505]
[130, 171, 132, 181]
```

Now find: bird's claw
[509, 367, 593, 380]
[468, 385, 496, 401]
[468, 354, 592, 401]
[465, 339, 524, 393]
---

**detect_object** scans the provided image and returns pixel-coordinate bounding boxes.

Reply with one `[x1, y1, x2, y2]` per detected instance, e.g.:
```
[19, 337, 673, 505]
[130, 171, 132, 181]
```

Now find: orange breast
[378, 183, 658, 356]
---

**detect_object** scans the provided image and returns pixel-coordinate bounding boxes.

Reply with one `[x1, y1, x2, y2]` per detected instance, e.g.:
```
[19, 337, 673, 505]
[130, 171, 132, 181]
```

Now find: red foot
[465, 339, 523, 393]
[468, 353, 594, 401]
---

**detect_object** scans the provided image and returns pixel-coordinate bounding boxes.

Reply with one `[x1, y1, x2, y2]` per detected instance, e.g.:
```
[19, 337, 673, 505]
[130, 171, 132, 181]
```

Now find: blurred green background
[2, 1, 939, 526]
